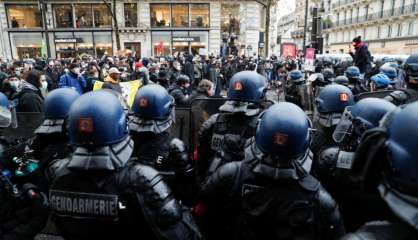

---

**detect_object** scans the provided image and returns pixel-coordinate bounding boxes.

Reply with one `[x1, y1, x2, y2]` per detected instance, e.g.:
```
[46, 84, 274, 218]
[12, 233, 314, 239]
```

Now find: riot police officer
[31, 88, 80, 172]
[316, 98, 396, 231]
[129, 84, 195, 204]
[200, 103, 345, 240]
[168, 74, 191, 107]
[334, 75, 349, 86]
[384, 53, 418, 105]
[370, 73, 390, 91]
[198, 71, 266, 183]
[345, 66, 368, 95]
[48, 90, 201, 239]
[380, 65, 398, 87]
[284, 69, 305, 108]
[0, 92, 13, 164]
[341, 102, 418, 239]
[311, 84, 354, 162]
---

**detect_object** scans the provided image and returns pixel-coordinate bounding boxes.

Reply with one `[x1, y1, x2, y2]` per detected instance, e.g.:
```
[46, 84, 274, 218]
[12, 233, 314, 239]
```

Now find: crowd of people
[0, 35, 417, 240]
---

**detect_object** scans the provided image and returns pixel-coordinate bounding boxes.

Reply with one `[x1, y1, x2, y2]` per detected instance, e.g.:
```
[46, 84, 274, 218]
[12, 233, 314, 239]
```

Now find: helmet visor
[333, 106, 353, 143]
[0, 106, 12, 128]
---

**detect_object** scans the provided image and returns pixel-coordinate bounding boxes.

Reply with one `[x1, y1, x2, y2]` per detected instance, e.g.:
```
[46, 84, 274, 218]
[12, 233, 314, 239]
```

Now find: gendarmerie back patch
[49, 190, 119, 221]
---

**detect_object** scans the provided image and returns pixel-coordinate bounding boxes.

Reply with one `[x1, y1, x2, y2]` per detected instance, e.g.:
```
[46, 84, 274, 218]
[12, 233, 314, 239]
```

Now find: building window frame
[5, 3, 43, 29]
[124, 2, 138, 27]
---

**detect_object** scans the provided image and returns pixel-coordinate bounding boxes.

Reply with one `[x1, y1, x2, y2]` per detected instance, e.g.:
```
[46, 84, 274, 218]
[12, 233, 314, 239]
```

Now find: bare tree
[103, 0, 121, 51]
[264, 0, 279, 57]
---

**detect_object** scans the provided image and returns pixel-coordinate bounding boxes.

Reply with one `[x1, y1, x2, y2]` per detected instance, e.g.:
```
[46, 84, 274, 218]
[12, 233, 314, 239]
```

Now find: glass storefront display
[10, 32, 42, 59]
[93, 5, 112, 28]
[221, 3, 241, 35]
[173, 31, 189, 53]
[75, 32, 94, 57]
[54, 5, 73, 28]
[55, 32, 75, 59]
[94, 32, 113, 57]
[53, 32, 112, 58]
[190, 31, 208, 55]
[151, 31, 208, 56]
[151, 4, 171, 27]
[124, 3, 138, 27]
[7, 4, 42, 28]
[190, 4, 209, 28]
[172, 4, 189, 27]
[74, 4, 93, 28]
[152, 32, 171, 56]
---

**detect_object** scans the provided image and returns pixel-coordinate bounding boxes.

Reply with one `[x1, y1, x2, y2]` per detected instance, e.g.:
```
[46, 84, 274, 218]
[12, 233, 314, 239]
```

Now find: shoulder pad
[169, 138, 186, 153]
[198, 113, 219, 137]
[169, 138, 192, 171]
[339, 233, 367, 240]
[385, 90, 409, 105]
[48, 158, 70, 182]
[129, 164, 182, 227]
[202, 161, 241, 195]
[317, 147, 339, 170]
[317, 185, 338, 211]
[298, 174, 320, 191]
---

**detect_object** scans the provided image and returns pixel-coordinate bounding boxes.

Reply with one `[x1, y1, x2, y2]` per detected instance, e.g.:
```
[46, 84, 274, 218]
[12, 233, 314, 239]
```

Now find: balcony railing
[332, 0, 356, 9]
[326, 4, 417, 29]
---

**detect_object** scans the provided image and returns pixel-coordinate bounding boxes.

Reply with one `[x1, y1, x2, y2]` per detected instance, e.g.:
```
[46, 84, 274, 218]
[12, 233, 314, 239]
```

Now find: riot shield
[0, 112, 44, 141]
[170, 107, 191, 147]
[189, 98, 227, 156]
[298, 82, 314, 117]
[355, 90, 394, 101]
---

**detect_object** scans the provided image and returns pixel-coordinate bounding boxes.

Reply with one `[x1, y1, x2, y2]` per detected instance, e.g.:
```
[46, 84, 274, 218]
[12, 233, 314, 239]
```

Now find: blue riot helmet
[334, 76, 349, 86]
[381, 56, 395, 64]
[227, 71, 267, 103]
[381, 61, 398, 70]
[35, 88, 80, 134]
[345, 66, 360, 82]
[380, 65, 398, 84]
[288, 70, 304, 84]
[221, 71, 266, 115]
[322, 68, 335, 83]
[403, 53, 418, 84]
[0, 92, 11, 128]
[130, 84, 175, 133]
[316, 84, 354, 128]
[370, 73, 390, 91]
[380, 102, 418, 230]
[68, 90, 128, 146]
[333, 98, 396, 143]
[255, 102, 310, 160]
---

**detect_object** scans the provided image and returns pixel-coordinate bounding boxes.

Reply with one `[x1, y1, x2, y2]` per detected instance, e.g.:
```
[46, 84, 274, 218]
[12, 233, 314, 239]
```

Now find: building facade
[0, 0, 275, 60]
[323, 0, 418, 54]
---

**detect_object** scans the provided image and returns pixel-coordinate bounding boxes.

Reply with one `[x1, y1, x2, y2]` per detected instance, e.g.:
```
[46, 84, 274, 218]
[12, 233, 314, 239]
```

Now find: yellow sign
[93, 80, 142, 107]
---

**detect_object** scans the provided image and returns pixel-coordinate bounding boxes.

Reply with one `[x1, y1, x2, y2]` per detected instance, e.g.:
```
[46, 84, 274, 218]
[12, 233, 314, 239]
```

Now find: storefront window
[152, 32, 171, 56]
[190, 31, 208, 55]
[75, 32, 94, 57]
[10, 32, 42, 59]
[173, 31, 189, 53]
[7, 5, 42, 28]
[151, 4, 171, 27]
[172, 4, 189, 27]
[94, 32, 113, 57]
[54, 5, 73, 28]
[124, 3, 138, 27]
[94, 5, 112, 28]
[55, 32, 75, 59]
[190, 4, 209, 28]
[74, 4, 93, 28]
[221, 3, 241, 35]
